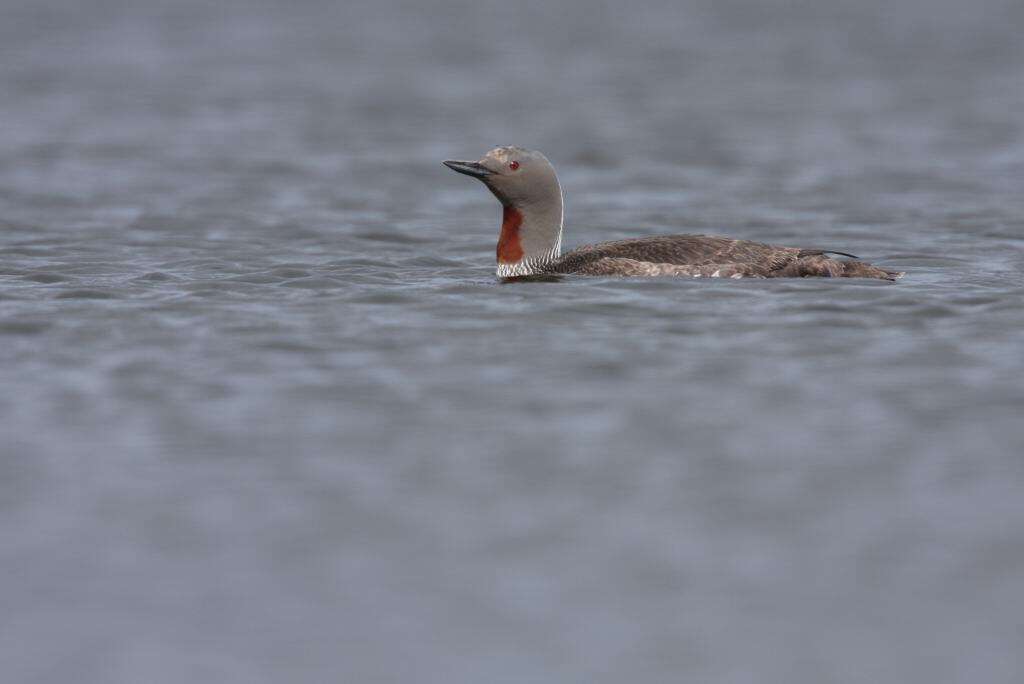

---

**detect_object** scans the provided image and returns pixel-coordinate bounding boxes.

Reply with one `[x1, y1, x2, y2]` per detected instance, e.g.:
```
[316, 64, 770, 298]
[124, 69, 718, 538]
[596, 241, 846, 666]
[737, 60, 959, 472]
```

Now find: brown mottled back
[546, 235, 900, 280]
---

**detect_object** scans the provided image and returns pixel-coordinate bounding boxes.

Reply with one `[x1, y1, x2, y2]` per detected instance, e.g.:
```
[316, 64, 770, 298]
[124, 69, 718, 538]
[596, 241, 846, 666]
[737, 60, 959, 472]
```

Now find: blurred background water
[2, 0, 1023, 682]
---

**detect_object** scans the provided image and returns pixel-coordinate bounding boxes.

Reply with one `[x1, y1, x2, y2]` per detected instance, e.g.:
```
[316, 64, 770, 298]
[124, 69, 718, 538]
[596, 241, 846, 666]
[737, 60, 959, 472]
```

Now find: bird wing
[570, 257, 774, 277]
[554, 235, 800, 274]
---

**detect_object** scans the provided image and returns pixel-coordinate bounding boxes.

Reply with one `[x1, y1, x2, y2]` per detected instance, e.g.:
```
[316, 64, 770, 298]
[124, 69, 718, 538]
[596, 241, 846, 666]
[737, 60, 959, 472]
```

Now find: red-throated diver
[443, 146, 902, 280]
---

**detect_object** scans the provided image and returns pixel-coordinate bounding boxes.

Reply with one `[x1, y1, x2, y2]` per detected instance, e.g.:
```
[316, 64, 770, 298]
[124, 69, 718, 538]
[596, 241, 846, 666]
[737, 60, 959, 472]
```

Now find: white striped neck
[495, 246, 561, 277]
[494, 198, 563, 277]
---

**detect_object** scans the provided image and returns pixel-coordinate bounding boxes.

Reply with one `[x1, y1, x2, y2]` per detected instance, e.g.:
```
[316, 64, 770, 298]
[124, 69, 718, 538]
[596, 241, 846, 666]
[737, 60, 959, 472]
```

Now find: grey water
[2, 0, 1024, 682]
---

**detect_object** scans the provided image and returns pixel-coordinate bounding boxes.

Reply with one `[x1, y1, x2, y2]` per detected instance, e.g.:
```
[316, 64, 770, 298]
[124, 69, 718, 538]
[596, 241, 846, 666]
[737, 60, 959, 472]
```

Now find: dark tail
[775, 253, 904, 280]
[839, 260, 904, 281]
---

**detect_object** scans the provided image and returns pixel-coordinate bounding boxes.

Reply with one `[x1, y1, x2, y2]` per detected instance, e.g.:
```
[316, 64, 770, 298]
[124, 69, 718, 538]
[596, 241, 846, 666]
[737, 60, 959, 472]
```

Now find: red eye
[509, 160, 520, 170]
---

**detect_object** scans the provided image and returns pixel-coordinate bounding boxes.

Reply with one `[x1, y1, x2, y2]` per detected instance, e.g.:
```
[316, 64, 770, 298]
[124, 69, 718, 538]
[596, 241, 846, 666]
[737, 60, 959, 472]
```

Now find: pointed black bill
[443, 160, 493, 179]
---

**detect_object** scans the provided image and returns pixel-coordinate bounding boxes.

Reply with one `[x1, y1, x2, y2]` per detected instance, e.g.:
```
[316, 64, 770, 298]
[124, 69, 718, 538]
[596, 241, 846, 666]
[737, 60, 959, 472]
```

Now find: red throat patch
[497, 206, 524, 263]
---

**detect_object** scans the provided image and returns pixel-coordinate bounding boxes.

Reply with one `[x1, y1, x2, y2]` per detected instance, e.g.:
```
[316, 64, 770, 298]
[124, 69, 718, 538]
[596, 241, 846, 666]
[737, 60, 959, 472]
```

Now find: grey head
[444, 146, 563, 276]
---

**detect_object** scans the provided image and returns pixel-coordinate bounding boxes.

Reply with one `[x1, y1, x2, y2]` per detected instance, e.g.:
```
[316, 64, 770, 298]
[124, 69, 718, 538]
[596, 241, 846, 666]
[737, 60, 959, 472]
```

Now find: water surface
[2, 1, 1023, 682]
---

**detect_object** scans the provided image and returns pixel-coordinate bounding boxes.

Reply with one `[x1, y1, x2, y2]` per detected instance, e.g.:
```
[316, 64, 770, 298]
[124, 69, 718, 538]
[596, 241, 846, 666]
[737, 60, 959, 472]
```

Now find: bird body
[444, 147, 901, 281]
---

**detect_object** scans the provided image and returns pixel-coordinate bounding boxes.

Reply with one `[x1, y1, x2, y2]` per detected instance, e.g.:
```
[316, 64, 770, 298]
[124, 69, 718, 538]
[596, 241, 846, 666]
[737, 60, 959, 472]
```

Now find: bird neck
[495, 193, 563, 278]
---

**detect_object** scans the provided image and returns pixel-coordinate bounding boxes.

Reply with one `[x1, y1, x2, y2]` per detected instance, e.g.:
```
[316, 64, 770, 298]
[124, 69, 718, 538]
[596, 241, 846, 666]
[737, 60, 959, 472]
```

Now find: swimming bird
[443, 146, 901, 280]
